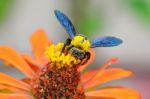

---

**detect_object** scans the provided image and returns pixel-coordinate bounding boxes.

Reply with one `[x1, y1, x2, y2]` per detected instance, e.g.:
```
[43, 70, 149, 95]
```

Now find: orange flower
[0, 29, 140, 99]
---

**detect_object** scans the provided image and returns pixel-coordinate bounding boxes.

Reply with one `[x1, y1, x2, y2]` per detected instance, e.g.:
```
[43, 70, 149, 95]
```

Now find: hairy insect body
[69, 47, 85, 60]
[71, 35, 90, 52]
[60, 35, 91, 65]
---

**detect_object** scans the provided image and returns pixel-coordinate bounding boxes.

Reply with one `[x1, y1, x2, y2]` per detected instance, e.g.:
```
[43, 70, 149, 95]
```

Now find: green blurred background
[0, 0, 150, 98]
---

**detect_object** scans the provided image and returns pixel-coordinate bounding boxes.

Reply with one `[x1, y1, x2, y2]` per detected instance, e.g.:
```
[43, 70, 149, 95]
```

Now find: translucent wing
[91, 36, 123, 48]
[54, 10, 76, 38]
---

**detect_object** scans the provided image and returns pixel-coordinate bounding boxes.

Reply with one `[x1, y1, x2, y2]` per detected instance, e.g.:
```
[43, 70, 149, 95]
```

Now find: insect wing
[54, 10, 76, 38]
[91, 36, 123, 48]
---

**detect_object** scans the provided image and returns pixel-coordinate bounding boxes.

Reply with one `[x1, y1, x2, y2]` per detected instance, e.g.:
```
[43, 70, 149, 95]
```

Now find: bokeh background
[0, 0, 150, 98]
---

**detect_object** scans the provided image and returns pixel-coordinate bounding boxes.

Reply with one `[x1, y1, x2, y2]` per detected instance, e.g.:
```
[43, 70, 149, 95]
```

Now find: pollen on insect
[71, 36, 90, 51]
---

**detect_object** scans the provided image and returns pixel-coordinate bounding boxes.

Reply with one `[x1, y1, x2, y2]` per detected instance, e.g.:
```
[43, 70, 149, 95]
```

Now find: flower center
[31, 43, 85, 99]
[31, 63, 85, 99]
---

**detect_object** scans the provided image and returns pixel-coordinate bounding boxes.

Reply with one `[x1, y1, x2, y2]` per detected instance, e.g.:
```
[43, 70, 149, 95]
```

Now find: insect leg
[80, 52, 90, 65]
[60, 38, 71, 55]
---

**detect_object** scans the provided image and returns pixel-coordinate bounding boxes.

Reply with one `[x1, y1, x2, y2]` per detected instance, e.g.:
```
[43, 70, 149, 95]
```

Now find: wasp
[54, 10, 123, 65]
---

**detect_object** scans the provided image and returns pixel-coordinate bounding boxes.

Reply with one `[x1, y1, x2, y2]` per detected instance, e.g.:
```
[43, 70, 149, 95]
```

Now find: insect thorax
[71, 35, 90, 52]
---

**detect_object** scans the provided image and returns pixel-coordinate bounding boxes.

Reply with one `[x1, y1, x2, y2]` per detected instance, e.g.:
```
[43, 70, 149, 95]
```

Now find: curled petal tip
[108, 57, 119, 65]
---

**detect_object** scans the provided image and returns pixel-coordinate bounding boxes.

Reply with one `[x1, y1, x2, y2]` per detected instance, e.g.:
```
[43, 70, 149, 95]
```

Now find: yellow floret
[45, 43, 80, 68]
[71, 35, 90, 51]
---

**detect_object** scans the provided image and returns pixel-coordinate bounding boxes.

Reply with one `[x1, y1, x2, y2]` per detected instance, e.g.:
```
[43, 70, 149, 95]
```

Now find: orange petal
[84, 68, 133, 89]
[79, 49, 95, 72]
[21, 78, 31, 84]
[22, 54, 41, 71]
[99, 57, 118, 71]
[0, 84, 29, 94]
[0, 46, 35, 78]
[30, 29, 52, 62]
[86, 96, 113, 99]
[81, 70, 97, 84]
[81, 58, 118, 85]
[0, 73, 31, 91]
[85, 87, 140, 99]
[0, 93, 33, 99]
